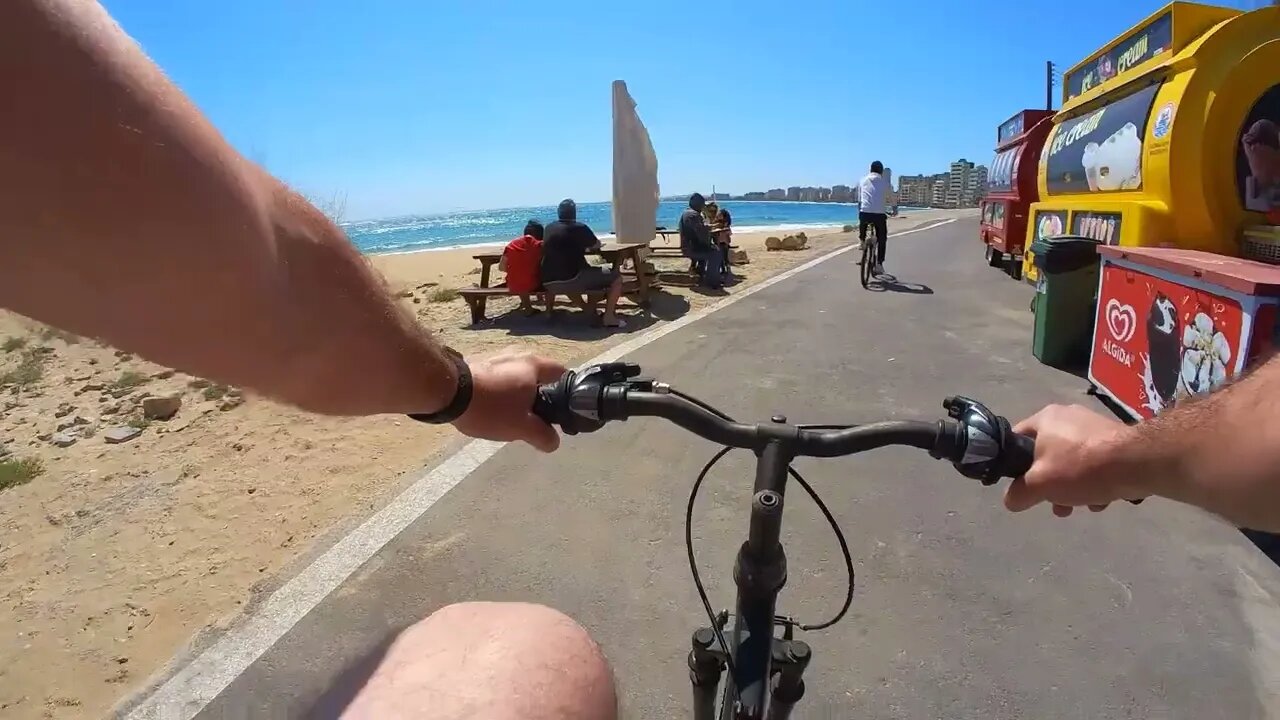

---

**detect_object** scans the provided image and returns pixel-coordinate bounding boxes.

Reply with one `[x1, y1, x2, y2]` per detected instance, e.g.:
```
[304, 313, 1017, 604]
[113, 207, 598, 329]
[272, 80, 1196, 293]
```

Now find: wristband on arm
[407, 347, 473, 424]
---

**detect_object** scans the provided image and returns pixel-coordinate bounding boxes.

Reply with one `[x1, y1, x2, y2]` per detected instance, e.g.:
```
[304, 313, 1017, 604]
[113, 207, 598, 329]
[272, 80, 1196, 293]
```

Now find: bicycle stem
[688, 430, 810, 720]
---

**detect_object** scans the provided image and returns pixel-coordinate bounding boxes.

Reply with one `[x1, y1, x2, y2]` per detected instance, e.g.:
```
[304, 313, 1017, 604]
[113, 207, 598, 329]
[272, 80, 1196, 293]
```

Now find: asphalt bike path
[141, 219, 1280, 719]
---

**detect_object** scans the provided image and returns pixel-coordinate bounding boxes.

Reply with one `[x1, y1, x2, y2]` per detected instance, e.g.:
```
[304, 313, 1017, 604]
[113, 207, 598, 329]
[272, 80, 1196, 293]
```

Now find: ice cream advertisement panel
[1032, 209, 1067, 244]
[1045, 83, 1160, 195]
[1065, 10, 1172, 102]
[1238, 83, 1280, 216]
[1070, 210, 1122, 246]
[998, 114, 1025, 143]
[1091, 263, 1243, 419]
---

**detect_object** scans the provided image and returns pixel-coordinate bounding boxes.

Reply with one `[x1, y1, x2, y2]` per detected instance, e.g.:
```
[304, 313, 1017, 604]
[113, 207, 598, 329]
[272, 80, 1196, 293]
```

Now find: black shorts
[548, 267, 618, 293]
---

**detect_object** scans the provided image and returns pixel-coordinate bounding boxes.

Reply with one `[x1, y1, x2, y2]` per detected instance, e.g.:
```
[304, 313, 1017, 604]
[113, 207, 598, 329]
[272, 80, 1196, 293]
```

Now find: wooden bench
[457, 279, 645, 325]
[461, 242, 657, 325]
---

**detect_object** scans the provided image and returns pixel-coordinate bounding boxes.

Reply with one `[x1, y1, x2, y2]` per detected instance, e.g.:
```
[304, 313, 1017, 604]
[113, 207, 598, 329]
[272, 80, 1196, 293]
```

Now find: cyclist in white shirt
[858, 161, 891, 275]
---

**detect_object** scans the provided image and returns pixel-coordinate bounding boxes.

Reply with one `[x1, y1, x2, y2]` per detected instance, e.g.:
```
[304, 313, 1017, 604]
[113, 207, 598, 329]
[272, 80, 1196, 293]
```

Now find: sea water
[345, 201, 919, 255]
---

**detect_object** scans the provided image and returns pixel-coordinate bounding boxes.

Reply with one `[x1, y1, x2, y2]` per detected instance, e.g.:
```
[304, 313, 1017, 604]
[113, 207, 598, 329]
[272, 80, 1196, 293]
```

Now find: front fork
[688, 618, 813, 720]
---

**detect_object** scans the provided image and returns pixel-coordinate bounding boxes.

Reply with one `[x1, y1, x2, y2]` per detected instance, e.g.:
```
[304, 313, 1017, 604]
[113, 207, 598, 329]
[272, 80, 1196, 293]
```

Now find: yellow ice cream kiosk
[1023, 1, 1280, 420]
[1024, 1, 1280, 281]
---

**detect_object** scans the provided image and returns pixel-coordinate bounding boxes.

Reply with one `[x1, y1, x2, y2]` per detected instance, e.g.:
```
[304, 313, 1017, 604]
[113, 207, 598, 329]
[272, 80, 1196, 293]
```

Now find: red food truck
[980, 109, 1055, 279]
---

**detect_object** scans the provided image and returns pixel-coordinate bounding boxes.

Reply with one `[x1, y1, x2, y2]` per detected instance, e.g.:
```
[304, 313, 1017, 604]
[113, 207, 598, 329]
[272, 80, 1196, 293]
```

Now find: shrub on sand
[428, 287, 460, 303]
[0, 457, 44, 491]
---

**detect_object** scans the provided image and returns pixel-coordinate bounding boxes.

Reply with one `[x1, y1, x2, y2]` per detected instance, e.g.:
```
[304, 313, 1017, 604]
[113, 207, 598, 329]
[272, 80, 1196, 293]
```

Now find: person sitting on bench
[540, 199, 626, 328]
[679, 193, 725, 290]
[499, 220, 544, 314]
[711, 207, 733, 282]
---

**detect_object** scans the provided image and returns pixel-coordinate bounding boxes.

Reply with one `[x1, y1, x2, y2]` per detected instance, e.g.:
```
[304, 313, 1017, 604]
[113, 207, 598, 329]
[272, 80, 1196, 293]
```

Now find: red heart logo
[1105, 299, 1136, 342]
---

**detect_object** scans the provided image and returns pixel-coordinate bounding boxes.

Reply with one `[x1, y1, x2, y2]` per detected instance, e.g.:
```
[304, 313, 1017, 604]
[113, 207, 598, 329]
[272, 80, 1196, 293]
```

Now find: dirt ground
[0, 211, 959, 719]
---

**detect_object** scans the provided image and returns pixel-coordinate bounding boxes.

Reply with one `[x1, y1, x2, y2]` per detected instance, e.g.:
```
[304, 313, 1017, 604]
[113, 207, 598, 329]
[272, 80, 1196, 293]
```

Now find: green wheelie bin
[1030, 235, 1102, 368]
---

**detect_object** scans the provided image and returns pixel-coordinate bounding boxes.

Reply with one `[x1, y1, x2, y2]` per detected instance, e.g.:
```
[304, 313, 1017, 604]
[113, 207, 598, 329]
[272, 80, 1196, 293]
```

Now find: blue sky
[102, 0, 1266, 220]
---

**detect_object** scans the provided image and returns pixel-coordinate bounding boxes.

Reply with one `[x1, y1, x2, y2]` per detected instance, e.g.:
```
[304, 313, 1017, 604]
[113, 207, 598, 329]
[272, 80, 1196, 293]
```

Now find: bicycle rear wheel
[859, 239, 874, 288]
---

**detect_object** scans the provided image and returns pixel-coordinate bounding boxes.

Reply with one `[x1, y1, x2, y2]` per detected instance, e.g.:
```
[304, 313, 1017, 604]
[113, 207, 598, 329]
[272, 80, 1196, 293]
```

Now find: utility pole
[1046, 61, 1057, 111]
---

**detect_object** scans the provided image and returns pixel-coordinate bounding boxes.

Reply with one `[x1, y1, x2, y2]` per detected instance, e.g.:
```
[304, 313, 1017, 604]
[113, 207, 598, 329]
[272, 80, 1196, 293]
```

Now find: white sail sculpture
[611, 80, 659, 258]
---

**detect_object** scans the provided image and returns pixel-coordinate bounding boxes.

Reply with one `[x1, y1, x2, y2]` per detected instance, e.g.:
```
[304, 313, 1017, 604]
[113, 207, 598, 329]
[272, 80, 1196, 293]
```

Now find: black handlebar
[533, 362, 1144, 504]
[533, 362, 1041, 485]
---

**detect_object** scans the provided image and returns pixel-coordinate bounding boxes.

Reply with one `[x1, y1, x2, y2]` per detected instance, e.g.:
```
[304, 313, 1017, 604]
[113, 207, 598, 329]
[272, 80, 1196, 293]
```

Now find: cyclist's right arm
[1009, 354, 1280, 531]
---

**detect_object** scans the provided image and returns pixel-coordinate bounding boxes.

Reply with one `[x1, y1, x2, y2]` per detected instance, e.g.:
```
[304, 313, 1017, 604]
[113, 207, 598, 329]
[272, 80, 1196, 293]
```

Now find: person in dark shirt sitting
[540, 199, 626, 328]
[679, 193, 726, 290]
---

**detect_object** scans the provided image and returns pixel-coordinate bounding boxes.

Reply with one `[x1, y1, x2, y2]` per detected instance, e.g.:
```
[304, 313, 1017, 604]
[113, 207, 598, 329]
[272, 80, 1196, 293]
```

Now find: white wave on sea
[348, 202, 917, 255]
[362, 222, 854, 256]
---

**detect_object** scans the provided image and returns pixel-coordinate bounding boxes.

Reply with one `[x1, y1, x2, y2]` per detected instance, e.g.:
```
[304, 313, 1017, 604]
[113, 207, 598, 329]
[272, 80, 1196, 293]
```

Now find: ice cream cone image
[1243, 119, 1280, 186]
[1082, 142, 1101, 191]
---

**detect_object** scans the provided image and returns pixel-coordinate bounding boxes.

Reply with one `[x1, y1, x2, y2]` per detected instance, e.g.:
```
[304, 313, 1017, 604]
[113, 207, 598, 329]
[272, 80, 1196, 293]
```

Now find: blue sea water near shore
[344, 201, 920, 255]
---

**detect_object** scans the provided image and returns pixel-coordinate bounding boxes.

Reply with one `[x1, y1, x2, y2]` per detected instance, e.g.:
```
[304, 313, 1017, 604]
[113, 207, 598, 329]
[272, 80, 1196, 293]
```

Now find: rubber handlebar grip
[532, 383, 559, 426]
[1005, 433, 1036, 479]
[1007, 432, 1143, 505]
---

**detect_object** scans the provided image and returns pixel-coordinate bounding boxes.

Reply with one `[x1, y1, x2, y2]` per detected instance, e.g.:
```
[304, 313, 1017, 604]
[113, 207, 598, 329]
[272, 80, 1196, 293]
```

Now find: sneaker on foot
[873, 262, 885, 275]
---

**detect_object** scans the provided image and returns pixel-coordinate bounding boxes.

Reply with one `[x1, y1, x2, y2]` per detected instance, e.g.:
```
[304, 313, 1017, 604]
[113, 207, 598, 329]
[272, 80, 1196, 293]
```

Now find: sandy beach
[0, 209, 965, 719]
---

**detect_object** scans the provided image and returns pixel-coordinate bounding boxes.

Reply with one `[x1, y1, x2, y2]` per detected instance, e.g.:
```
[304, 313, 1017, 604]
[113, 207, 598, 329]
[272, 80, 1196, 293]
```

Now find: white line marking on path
[122, 217, 957, 720]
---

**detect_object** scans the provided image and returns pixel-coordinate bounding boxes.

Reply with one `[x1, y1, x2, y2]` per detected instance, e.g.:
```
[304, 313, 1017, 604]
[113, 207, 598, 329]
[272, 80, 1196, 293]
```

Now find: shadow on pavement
[867, 273, 934, 295]
[304, 628, 401, 719]
[1241, 529, 1280, 567]
[471, 289, 692, 340]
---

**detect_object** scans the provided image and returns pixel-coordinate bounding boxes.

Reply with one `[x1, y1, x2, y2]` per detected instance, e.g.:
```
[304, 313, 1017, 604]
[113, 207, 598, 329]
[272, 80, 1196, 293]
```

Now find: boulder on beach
[765, 236, 783, 251]
[104, 426, 142, 444]
[50, 432, 78, 448]
[142, 393, 182, 420]
[843, 224, 855, 233]
[781, 235, 802, 250]
[730, 249, 750, 265]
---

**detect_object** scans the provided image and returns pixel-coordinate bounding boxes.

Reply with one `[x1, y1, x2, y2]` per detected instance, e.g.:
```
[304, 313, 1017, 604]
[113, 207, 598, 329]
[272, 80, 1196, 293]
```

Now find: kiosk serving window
[1045, 82, 1161, 195]
[982, 201, 1007, 229]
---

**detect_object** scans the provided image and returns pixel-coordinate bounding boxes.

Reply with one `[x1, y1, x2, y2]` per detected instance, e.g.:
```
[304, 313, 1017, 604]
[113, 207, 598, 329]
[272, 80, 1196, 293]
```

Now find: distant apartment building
[818, 187, 831, 202]
[786, 186, 802, 201]
[797, 186, 823, 202]
[743, 191, 767, 201]
[766, 188, 787, 200]
[964, 165, 989, 207]
[944, 159, 971, 208]
[930, 176, 948, 208]
[831, 184, 852, 203]
[942, 159, 988, 208]
[896, 174, 932, 207]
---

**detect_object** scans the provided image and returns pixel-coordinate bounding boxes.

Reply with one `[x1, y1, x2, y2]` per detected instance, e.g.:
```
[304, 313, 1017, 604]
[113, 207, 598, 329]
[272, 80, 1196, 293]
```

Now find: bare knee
[342, 602, 617, 720]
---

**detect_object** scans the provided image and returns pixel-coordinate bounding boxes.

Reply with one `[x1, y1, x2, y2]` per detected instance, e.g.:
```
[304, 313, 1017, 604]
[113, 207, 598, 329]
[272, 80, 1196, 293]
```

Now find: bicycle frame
[690, 431, 812, 720]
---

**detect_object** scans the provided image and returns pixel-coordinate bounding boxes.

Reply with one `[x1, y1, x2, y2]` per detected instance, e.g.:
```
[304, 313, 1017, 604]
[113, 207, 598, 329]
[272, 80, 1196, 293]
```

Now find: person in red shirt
[500, 220, 544, 314]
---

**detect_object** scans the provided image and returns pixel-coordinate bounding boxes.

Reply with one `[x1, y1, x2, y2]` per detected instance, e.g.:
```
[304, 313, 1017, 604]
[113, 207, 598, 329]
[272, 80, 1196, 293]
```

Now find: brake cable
[676, 390, 858, 694]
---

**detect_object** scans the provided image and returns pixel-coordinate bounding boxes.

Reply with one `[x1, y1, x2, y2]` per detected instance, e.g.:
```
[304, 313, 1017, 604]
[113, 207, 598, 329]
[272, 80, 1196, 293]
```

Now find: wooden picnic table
[471, 241, 656, 303]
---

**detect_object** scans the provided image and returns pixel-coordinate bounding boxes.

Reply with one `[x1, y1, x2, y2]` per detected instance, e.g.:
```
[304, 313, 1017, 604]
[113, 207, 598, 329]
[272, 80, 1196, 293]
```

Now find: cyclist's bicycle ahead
[859, 226, 881, 288]
[534, 362, 1043, 720]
